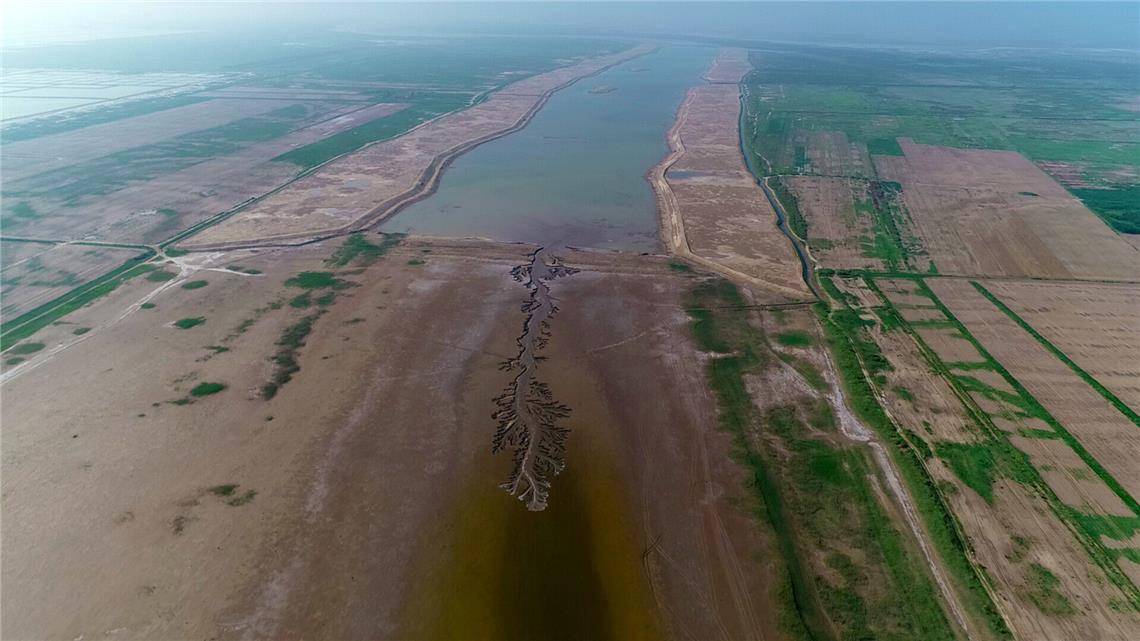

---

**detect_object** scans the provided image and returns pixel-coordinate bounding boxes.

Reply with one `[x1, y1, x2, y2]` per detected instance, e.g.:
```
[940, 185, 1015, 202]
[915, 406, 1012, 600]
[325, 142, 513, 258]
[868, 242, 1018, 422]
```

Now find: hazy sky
[5, 2, 1139, 50]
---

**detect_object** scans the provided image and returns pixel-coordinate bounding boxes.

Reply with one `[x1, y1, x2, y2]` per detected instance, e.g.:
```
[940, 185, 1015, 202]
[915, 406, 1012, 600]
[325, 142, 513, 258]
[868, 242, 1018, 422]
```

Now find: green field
[741, 44, 1140, 232]
[685, 277, 974, 641]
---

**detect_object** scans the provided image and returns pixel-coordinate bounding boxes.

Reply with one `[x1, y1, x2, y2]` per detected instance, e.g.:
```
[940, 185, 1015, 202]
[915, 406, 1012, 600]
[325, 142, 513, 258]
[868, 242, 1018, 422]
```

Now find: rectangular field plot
[874, 140, 1139, 280]
[0, 242, 144, 317]
[862, 287, 1140, 640]
[1, 98, 301, 181]
[979, 280, 1140, 413]
[928, 278, 1140, 500]
[787, 176, 882, 270]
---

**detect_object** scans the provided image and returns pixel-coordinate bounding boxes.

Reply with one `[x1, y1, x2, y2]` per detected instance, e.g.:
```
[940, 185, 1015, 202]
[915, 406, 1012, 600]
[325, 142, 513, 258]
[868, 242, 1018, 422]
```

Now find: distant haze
[5, 2, 1139, 51]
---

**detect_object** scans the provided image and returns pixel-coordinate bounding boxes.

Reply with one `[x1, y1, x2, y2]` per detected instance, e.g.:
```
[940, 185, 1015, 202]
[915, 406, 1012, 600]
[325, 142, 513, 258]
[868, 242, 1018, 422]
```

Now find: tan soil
[871, 326, 978, 443]
[873, 140, 1140, 280]
[702, 48, 752, 84]
[787, 176, 881, 270]
[900, 306, 950, 322]
[930, 278, 1140, 501]
[979, 280, 1140, 412]
[650, 53, 811, 302]
[916, 327, 985, 364]
[1009, 436, 1134, 517]
[0, 238, 783, 641]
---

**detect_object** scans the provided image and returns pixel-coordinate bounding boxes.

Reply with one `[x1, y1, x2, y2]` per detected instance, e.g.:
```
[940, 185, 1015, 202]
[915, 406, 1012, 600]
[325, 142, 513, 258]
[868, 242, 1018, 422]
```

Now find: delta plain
[2, 17, 1140, 641]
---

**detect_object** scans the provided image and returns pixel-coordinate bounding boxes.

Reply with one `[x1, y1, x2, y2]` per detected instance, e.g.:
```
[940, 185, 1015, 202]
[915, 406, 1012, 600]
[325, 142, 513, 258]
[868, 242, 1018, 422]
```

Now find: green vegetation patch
[189, 382, 226, 397]
[934, 441, 1034, 503]
[1071, 186, 1140, 234]
[771, 177, 807, 240]
[262, 313, 321, 400]
[181, 280, 208, 290]
[140, 302, 157, 310]
[667, 260, 692, 273]
[7, 342, 46, 355]
[5, 357, 26, 366]
[72, 326, 91, 335]
[407, 259, 425, 266]
[146, 269, 177, 282]
[284, 271, 353, 290]
[209, 483, 257, 506]
[867, 137, 904, 156]
[289, 293, 312, 309]
[326, 232, 405, 267]
[1024, 563, 1077, 616]
[174, 317, 205, 330]
[775, 330, 813, 348]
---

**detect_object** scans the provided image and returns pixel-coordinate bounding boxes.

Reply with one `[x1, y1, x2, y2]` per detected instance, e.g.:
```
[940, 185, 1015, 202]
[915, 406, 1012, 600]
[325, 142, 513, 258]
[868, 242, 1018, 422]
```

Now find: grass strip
[815, 296, 1012, 639]
[909, 278, 1140, 515]
[0, 253, 154, 350]
[972, 281, 1139, 428]
[866, 276, 1140, 606]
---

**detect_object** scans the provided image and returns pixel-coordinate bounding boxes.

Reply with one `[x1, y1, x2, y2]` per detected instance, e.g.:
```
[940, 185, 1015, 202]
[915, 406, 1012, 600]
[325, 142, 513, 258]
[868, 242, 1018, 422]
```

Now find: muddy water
[401, 419, 662, 641]
[383, 45, 715, 251]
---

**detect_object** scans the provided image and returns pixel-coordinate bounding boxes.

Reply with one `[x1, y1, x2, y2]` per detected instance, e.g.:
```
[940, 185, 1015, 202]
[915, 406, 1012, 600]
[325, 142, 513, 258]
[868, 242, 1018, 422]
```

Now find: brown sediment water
[400, 411, 663, 641]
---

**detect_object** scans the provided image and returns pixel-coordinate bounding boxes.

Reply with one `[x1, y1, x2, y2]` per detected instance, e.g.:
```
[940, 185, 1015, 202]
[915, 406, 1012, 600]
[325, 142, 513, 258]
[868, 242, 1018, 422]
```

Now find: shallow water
[383, 45, 715, 251]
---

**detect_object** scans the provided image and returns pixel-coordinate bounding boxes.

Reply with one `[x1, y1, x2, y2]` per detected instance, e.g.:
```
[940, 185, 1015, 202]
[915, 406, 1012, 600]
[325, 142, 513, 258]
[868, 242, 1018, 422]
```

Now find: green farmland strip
[0, 253, 155, 350]
[972, 281, 1140, 428]
[273, 93, 471, 170]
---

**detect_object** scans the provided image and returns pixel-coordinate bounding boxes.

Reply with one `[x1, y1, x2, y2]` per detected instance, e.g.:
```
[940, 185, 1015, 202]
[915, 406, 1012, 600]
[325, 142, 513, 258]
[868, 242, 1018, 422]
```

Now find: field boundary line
[970, 280, 1140, 428]
[864, 276, 1140, 606]
[909, 277, 1140, 516]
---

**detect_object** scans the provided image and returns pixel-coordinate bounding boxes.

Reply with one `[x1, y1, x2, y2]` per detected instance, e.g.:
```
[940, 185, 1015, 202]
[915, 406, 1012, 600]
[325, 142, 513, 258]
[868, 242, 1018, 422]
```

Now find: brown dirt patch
[979, 280, 1140, 412]
[651, 57, 810, 302]
[874, 139, 1140, 280]
[930, 278, 1140, 500]
[0, 238, 781, 641]
[916, 327, 984, 364]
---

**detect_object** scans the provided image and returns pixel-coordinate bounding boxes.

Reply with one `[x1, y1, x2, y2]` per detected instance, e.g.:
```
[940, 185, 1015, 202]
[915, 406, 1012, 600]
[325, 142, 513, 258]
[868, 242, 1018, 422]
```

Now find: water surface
[383, 45, 715, 251]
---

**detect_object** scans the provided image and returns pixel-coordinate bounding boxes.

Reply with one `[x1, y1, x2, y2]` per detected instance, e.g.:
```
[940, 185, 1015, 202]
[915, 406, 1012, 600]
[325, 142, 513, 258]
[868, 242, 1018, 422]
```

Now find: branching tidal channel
[492, 248, 578, 511]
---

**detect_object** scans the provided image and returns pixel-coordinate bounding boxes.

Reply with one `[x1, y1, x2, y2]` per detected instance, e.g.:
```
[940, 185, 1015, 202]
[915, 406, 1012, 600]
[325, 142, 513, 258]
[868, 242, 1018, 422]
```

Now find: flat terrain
[0, 237, 786, 641]
[0, 241, 145, 318]
[928, 278, 1140, 499]
[825, 274, 1140, 640]
[977, 280, 1140, 412]
[652, 57, 810, 301]
[875, 140, 1139, 280]
[785, 176, 881, 270]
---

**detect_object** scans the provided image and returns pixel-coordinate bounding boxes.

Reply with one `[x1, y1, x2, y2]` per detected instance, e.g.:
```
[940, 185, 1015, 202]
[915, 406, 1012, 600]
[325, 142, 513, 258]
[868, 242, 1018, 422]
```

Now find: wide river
[383, 45, 715, 251]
